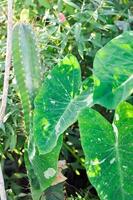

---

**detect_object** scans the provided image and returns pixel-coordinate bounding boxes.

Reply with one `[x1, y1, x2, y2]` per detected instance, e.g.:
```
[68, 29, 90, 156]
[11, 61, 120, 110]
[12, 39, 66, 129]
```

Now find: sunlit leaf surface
[93, 31, 133, 109]
[34, 55, 93, 154]
[79, 102, 133, 200]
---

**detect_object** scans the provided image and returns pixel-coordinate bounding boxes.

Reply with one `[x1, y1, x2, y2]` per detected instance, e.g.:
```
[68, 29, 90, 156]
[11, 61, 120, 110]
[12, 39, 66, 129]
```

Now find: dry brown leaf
[52, 160, 67, 186]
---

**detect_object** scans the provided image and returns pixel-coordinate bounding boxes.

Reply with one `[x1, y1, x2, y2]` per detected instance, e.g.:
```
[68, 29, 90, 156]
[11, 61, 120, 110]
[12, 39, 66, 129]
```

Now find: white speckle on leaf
[51, 100, 56, 104]
[97, 185, 100, 189]
[47, 74, 52, 79]
[100, 191, 103, 196]
[115, 114, 119, 121]
[122, 165, 127, 169]
[104, 195, 108, 200]
[104, 182, 108, 186]
[110, 157, 115, 164]
[90, 158, 106, 165]
[98, 138, 101, 142]
[55, 122, 60, 135]
[86, 94, 93, 106]
[29, 142, 35, 161]
[44, 168, 56, 179]
[43, 123, 49, 131]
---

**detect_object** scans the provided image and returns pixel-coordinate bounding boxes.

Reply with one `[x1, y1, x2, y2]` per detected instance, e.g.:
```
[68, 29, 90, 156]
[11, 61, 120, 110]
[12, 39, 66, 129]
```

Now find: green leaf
[93, 31, 133, 109]
[24, 150, 42, 200]
[20, 9, 29, 22]
[34, 55, 93, 154]
[58, 0, 63, 12]
[63, 0, 80, 10]
[12, 23, 42, 132]
[44, 183, 64, 200]
[74, 23, 85, 59]
[25, 135, 63, 200]
[78, 102, 133, 200]
[38, 0, 51, 9]
[7, 124, 17, 151]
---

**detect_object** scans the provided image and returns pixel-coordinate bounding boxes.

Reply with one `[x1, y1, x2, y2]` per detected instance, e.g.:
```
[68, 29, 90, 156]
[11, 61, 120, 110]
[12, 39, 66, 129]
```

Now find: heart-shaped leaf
[79, 102, 133, 200]
[34, 55, 93, 154]
[93, 31, 133, 109]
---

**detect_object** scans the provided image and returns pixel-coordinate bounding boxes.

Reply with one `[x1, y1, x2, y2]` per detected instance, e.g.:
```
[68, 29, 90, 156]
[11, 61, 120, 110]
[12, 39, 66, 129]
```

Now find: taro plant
[12, 22, 133, 200]
[79, 101, 133, 200]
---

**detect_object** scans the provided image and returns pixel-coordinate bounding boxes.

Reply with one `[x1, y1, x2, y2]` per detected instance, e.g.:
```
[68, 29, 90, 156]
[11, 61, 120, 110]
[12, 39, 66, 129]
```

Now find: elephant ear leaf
[93, 31, 133, 109]
[78, 102, 133, 200]
[25, 135, 63, 200]
[34, 54, 93, 154]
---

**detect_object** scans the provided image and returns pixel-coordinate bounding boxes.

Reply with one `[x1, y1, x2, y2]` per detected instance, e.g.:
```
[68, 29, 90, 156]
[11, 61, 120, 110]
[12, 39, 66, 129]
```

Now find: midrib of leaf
[95, 74, 133, 104]
[113, 123, 125, 200]
[55, 92, 94, 136]
[112, 74, 132, 94]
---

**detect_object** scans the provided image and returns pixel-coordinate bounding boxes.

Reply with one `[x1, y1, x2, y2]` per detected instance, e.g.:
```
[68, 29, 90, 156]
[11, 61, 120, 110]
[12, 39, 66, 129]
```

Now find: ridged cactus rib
[13, 25, 31, 132]
[12, 23, 42, 133]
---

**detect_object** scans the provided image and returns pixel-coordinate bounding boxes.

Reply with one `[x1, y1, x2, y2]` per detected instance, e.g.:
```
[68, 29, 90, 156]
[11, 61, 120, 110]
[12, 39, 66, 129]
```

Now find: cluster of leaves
[0, 0, 133, 199]
[12, 22, 133, 200]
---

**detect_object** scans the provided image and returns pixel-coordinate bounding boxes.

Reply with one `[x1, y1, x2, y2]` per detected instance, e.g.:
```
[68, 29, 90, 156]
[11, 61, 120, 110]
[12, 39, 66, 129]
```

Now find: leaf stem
[0, 163, 7, 200]
[63, 143, 84, 167]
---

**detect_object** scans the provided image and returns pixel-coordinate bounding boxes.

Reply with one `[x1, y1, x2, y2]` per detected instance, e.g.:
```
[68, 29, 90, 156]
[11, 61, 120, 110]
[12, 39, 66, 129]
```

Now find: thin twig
[0, 0, 13, 122]
[0, 164, 7, 200]
[0, 1, 13, 200]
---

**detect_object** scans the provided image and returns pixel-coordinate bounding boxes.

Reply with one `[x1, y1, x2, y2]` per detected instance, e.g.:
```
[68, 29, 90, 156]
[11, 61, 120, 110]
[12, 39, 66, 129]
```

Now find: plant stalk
[0, 164, 7, 200]
[0, 0, 13, 200]
[0, 0, 13, 121]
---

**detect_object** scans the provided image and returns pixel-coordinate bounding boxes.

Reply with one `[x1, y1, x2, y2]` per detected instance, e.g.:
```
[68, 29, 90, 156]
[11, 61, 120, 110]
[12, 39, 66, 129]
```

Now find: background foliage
[0, 0, 133, 199]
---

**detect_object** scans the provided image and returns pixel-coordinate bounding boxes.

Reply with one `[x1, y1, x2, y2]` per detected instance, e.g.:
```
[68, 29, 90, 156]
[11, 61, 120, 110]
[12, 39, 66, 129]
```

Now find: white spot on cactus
[31, 31, 34, 36]
[47, 74, 51, 79]
[20, 54, 23, 59]
[44, 168, 56, 179]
